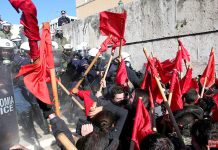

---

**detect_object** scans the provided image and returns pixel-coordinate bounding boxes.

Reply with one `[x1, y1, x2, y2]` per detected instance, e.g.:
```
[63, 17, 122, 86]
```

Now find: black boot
[19, 111, 41, 147]
[32, 103, 50, 135]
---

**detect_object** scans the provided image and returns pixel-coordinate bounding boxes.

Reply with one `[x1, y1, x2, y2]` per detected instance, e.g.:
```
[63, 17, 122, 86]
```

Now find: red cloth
[148, 87, 154, 109]
[141, 62, 163, 104]
[170, 77, 183, 112]
[131, 98, 153, 150]
[200, 50, 215, 88]
[141, 64, 150, 90]
[16, 24, 54, 105]
[212, 93, 218, 109]
[147, 57, 159, 77]
[115, 59, 128, 87]
[178, 39, 190, 62]
[155, 59, 172, 84]
[9, 0, 40, 60]
[169, 69, 178, 93]
[98, 35, 126, 53]
[77, 90, 94, 117]
[180, 67, 192, 94]
[158, 49, 182, 74]
[174, 50, 183, 72]
[180, 68, 199, 94]
[212, 109, 218, 122]
[99, 10, 127, 39]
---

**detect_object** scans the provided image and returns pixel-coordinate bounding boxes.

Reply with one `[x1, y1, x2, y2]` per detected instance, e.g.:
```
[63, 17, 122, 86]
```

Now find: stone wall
[63, 0, 218, 76]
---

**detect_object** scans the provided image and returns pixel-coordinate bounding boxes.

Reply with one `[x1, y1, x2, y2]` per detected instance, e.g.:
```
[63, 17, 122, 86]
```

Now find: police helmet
[0, 39, 15, 64]
[11, 35, 22, 48]
[20, 42, 30, 51]
[121, 52, 131, 62]
[88, 48, 99, 57]
[52, 41, 59, 50]
[1, 22, 11, 31]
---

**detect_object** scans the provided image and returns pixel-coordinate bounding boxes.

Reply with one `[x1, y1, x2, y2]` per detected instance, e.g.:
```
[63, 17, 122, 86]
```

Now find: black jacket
[58, 16, 70, 26]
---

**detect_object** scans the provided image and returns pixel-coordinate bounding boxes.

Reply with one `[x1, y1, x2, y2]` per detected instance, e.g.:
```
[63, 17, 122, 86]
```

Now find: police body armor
[0, 39, 19, 149]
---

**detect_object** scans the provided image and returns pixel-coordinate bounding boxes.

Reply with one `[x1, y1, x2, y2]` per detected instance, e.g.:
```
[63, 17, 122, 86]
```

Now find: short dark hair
[183, 88, 198, 104]
[132, 89, 149, 109]
[111, 85, 124, 98]
[92, 110, 116, 133]
[191, 119, 212, 148]
[197, 96, 216, 118]
[76, 131, 109, 150]
[140, 133, 174, 150]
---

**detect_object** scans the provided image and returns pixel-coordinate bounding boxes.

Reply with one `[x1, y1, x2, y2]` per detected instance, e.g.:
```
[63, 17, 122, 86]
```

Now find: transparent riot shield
[0, 63, 19, 149]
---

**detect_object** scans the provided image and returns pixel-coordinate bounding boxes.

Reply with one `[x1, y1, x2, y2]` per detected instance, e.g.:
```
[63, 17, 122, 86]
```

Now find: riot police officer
[54, 27, 68, 50]
[0, 22, 12, 40]
[0, 39, 19, 149]
[11, 34, 22, 50]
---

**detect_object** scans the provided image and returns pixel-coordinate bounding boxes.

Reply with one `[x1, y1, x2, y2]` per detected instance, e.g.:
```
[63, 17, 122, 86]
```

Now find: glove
[50, 116, 75, 147]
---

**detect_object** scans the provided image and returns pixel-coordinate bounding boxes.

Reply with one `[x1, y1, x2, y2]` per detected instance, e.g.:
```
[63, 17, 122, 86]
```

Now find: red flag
[148, 87, 154, 109]
[115, 59, 128, 87]
[173, 50, 183, 72]
[155, 59, 172, 84]
[131, 98, 153, 150]
[98, 35, 126, 53]
[9, 0, 40, 60]
[170, 77, 183, 112]
[169, 69, 178, 93]
[212, 93, 218, 109]
[16, 24, 54, 104]
[178, 39, 190, 62]
[200, 50, 215, 88]
[180, 67, 199, 94]
[160, 59, 175, 72]
[142, 61, 163, 104]
[77, 90, 94, 117]
[99, 11, 127, 39]
[141, 64, 150, 90]
[158, 49, 182, 74]
[180, 67, 192, 94]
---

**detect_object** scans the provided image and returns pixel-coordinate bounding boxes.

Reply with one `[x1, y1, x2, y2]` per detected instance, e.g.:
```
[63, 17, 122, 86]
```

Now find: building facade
[76, 0, 133, 19]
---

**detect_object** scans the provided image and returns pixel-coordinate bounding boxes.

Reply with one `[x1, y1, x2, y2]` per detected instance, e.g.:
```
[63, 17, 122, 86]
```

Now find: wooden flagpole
[50, 68, 61, 116]
[57, 80, 84, 110]
[98, 50, 115, 93]
[57, 133, 77, 150]
[143, 48, 185, 148]
[44, 22, 75, 150]
[71, 51, 101, 94]
[200, 77, 207, 98]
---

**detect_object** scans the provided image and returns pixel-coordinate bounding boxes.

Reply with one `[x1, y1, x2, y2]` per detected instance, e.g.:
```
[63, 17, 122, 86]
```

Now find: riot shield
[0, 63, 19, 150]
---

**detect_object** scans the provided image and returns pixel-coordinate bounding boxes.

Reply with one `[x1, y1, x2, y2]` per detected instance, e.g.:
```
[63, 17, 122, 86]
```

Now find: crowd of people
[0, 10, 218, 150]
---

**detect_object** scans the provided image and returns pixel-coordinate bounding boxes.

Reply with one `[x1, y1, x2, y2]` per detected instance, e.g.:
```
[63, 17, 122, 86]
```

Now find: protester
[76, 110, 116, 150]
[140, 133, 175, 150]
